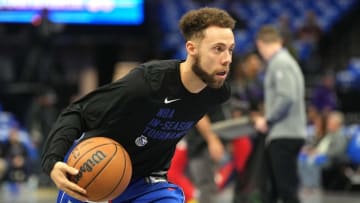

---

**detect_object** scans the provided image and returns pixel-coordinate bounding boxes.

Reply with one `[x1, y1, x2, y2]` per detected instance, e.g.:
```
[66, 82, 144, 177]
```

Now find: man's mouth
[216, 71, 227, 78]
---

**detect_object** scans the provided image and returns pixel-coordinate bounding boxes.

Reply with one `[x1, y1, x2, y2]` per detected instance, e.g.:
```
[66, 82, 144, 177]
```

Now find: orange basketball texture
[67, 137, 132, 202]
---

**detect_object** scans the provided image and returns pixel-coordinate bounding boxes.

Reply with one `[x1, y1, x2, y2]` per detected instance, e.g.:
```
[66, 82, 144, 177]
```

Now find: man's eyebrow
[213, 42, 226, 46]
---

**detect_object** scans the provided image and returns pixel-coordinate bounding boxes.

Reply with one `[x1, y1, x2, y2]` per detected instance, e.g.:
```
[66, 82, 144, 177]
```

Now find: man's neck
[179, 59, 207, 94]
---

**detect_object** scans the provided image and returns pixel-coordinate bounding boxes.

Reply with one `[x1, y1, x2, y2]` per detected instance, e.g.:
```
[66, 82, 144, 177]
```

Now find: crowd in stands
[0, 106, 38, 186]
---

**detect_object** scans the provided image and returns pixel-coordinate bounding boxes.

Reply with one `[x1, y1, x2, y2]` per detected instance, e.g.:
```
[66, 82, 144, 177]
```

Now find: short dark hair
[179, 7, 236, 41]
[256, 25, 282, 43]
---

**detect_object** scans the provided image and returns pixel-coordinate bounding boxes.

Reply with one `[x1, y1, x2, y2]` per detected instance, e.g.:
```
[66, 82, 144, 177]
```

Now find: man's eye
[214, 46, 223, 52]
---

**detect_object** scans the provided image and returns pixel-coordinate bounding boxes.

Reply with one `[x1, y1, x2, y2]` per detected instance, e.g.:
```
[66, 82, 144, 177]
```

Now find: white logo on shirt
[164, 97, 181, 104]
[135, 135, 148, 147]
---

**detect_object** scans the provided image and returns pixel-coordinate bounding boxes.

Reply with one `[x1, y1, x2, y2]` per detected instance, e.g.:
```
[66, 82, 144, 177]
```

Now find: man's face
[192, 26, 235, 89]
[326, 115, 341, 133]
[256, 40, 266, 59]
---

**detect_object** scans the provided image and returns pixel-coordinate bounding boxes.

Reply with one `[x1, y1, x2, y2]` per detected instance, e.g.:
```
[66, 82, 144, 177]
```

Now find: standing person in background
[168, 139, 199, 203]
[254, 25, 306, 203]
[169, 105, 254, 203]
[228, 52, 265, 203]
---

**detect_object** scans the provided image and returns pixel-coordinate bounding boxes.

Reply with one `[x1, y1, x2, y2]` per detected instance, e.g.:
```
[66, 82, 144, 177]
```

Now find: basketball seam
[70, 143, 114, 167]
[93, 144, 129, 202]
[83, 144, 118, 189]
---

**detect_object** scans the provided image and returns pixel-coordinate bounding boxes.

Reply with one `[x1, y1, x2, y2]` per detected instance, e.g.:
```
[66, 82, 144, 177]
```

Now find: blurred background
[0, 0, 360, 202]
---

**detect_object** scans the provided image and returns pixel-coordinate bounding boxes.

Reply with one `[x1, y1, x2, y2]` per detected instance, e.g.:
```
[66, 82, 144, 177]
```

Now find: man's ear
[186, 41, 198, 56]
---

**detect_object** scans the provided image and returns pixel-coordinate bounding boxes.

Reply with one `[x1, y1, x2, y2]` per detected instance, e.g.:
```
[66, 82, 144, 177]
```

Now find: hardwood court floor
[1, 182, 360, 203]
[215, 183, 360, 203]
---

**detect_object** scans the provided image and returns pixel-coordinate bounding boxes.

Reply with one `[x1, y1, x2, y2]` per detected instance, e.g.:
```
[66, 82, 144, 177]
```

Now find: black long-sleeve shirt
[41, 59, 230, 179]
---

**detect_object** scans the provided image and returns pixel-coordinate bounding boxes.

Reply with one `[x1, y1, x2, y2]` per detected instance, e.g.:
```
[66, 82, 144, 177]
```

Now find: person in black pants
[254, 25, 306, 203]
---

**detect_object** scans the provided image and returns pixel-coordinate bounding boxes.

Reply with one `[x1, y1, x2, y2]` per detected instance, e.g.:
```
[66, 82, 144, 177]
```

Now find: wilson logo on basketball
[73, 150, 107, 183]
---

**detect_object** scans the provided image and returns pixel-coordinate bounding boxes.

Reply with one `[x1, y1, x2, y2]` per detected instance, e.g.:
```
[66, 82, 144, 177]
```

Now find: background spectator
[298, 111, 348, 193]
[310, 71, 338, 117]
[2, 123, 30, 183]
[226, 52, 264, 202]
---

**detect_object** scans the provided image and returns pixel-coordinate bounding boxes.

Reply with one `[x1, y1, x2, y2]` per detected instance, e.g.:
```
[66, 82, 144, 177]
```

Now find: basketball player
[254, 25, 306, 203]
[41, 7, 236, 203]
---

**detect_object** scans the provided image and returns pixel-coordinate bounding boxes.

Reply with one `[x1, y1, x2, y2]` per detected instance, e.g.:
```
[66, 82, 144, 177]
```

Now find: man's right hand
[50, 161, 88, 202]
[254, 116, 268, 133]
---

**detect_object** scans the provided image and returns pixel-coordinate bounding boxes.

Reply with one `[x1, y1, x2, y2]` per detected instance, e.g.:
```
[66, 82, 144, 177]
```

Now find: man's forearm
[195, 115, 218, 142]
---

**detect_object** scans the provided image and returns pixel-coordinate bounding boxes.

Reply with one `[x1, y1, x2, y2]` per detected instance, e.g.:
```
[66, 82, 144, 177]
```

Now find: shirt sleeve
[40, 100, 87, 175]
[266, 65, 295, 125]
[41, 68, 147, 175]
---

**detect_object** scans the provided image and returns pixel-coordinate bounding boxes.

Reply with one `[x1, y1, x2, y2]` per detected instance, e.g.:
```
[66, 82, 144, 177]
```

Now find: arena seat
[158, 0, 358, 57]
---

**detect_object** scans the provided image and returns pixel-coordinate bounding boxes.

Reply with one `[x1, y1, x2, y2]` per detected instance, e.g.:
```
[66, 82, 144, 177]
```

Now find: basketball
[66, 137, 132, 202]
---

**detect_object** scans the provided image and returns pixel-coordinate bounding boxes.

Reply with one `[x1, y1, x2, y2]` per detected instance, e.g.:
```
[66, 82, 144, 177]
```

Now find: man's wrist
[43, 157, 63, 175]
[205, 133, 219, 143]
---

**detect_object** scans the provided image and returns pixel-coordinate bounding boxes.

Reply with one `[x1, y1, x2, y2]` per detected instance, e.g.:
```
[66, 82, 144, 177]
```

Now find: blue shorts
[57, 178, 184, 203]
[56, 136, 184, 203]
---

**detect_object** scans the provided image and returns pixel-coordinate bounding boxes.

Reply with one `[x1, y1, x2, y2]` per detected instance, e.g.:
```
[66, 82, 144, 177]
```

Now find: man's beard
[192, 55, 224, 89]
